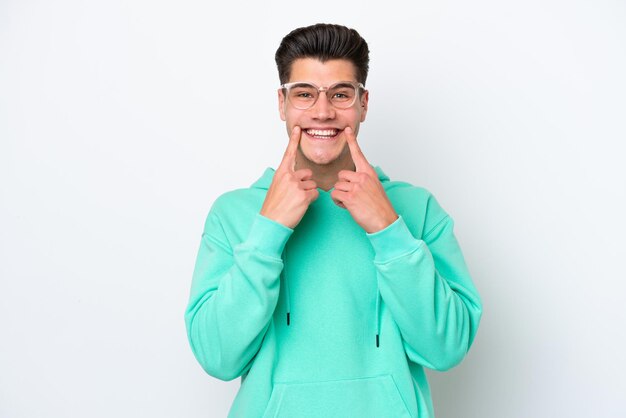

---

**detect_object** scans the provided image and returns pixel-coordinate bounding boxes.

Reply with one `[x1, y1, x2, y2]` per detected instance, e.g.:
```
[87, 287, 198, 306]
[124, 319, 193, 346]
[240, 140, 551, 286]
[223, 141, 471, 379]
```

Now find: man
[185, 23, 482, 418]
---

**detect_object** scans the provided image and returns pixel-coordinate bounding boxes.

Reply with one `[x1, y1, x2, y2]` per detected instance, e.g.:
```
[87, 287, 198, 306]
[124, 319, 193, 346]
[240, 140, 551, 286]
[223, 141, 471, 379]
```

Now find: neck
[294, 149, 356, 191]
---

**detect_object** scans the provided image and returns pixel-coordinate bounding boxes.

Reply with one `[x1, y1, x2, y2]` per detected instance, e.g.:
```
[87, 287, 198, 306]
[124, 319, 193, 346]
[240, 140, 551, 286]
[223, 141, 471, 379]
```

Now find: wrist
[259, 209, 294, 229]
[366, 211, 399, 234]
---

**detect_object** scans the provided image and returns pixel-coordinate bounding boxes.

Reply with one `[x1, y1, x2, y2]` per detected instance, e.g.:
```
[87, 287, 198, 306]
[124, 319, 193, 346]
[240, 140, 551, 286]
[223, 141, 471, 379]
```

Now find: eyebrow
[285, 81, 358, 89]
[288, 82, 316, 88]
[330, 82, 355, 89]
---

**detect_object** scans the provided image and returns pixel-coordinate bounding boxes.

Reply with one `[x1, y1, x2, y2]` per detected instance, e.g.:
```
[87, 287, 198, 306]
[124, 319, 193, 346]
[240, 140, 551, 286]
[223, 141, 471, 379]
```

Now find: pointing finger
[345, 126, 369, 172]
[279, 126, 301, 172]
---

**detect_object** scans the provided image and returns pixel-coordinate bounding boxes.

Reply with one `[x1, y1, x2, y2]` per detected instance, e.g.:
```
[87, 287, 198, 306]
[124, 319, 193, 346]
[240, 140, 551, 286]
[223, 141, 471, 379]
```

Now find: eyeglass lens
[287, 83, 358, 109]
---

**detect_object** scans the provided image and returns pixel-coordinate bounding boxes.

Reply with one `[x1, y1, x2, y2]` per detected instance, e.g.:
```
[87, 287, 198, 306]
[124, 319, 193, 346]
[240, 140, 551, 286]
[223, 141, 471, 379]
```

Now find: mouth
[304, 128, 340, 140]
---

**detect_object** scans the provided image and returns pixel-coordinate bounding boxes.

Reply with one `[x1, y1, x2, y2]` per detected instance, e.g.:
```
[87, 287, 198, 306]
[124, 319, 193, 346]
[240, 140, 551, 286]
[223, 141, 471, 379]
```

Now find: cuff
[245, 213, 294, 257]
[366, 215, 423, 262]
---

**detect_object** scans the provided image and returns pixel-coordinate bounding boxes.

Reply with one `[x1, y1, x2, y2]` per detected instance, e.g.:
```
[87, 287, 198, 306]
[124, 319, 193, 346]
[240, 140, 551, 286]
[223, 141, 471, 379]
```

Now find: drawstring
[282, 244, 381, 347]
[375, 288, 380, 348]
[283, 246, 291, 326]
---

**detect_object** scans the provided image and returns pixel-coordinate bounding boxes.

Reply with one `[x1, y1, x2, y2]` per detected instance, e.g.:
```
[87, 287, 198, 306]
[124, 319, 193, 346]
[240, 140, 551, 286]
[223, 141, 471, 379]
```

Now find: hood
[251, 165, 390, 190]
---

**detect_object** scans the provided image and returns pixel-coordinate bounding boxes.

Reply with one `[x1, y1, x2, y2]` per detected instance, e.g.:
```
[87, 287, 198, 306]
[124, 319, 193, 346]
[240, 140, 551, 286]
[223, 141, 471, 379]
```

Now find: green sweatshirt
[185, 166, 482, 418]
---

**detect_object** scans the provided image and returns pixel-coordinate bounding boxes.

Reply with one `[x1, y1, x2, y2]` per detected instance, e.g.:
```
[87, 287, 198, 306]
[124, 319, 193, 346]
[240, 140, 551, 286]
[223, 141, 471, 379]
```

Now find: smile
[305, 128, 339, 139]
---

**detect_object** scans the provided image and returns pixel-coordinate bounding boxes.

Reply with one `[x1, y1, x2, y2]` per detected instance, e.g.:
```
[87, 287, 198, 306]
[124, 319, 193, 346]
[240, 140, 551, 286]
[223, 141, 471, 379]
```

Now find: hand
[260, 126, 319, 229]
[330, 127, 399, 233]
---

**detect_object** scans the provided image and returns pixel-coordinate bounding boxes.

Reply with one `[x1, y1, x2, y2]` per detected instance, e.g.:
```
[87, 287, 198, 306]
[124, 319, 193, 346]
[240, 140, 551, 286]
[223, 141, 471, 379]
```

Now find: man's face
[278, 58, 369, 166]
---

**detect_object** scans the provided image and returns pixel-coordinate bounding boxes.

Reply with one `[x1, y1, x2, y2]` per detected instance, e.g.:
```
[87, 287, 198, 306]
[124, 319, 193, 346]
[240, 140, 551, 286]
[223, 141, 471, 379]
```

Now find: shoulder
[202, 186, 266, 236]
[382, 179, 451, 240]
[383, 179, 441, 215]
[197, 167, 274, 242]
[383, 179, 432, 201]
[210, 186, 265, 214]
[208, 167, 274, 217]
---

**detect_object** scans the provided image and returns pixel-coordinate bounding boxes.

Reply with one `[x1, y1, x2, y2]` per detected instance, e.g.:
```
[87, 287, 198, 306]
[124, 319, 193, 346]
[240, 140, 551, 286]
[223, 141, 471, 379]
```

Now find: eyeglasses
[280, 81, 365, 110]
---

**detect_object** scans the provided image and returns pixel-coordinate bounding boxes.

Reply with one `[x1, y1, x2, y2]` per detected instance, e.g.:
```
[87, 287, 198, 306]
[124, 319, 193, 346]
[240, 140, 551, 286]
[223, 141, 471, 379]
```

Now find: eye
[290, 87, 317, 100]
[330, 88, 354, 101]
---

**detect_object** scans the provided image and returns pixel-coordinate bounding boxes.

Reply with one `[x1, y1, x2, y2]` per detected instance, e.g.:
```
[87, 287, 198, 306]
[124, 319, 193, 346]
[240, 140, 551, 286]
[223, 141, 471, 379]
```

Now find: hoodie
[185, 166, 482, 418]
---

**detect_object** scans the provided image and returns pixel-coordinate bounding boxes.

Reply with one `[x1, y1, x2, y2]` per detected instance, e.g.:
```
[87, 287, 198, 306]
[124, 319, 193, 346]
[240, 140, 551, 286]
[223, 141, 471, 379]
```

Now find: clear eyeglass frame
[280, 81, 366, 110]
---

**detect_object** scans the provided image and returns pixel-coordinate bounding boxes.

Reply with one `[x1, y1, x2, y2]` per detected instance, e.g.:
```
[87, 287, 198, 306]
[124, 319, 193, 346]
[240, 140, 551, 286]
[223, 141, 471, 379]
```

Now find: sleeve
[184, 208, 293, 381]
[366, 198, 482, 371]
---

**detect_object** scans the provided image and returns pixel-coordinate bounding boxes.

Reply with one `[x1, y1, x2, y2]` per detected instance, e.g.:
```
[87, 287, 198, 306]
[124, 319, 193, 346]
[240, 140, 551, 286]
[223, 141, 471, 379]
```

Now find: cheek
[344, 109, 363, 125]
[283, 108, 303, 127]
[278, 92, 289, 121]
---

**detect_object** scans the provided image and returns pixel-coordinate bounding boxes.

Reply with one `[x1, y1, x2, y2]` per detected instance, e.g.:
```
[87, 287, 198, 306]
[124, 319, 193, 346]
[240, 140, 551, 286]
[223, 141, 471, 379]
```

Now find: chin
[304, 154, 335, 166]
[302, 148, 342, 166]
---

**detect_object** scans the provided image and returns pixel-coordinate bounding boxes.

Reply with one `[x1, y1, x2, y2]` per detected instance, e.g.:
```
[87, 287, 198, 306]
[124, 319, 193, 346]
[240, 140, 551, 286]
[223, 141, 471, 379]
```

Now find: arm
[366, 199, 482, 371]
[186, 126, 316, 381]
[184, 209, 293, 381]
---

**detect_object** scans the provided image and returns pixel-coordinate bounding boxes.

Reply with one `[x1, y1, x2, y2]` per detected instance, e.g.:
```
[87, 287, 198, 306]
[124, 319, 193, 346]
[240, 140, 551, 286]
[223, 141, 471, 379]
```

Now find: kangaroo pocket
[261, 374, 412, 418]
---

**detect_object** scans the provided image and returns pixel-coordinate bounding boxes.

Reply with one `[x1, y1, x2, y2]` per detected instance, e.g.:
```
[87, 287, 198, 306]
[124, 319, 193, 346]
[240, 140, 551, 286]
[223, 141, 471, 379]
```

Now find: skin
[260, 58, 398, 233]
[278, 58, 366, 190]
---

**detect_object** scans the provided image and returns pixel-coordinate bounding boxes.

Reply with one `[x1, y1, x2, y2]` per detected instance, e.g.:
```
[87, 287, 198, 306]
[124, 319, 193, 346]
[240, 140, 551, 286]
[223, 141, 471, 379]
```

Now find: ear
[359, 89, 369, 122]
[278, 88, 286, 121]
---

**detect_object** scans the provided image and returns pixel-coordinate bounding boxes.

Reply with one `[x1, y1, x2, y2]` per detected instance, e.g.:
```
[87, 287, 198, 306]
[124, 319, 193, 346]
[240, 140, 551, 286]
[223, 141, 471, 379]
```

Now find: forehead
[288, 58, 358, 84]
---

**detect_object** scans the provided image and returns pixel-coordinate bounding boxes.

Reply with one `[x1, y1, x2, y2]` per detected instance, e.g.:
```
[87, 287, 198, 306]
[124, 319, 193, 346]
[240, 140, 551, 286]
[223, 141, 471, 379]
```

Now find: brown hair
[275, 23, 370, 85]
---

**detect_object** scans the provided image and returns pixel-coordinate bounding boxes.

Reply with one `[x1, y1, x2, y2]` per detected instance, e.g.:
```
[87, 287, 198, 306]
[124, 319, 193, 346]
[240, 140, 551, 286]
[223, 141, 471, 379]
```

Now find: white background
[1, 0, 625, 417]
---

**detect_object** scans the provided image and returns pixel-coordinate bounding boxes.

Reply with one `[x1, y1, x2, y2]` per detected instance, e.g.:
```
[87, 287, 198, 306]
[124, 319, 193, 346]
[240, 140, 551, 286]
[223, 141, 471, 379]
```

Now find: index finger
[279, 125, 301, 172]
[345, 126, 370, 172]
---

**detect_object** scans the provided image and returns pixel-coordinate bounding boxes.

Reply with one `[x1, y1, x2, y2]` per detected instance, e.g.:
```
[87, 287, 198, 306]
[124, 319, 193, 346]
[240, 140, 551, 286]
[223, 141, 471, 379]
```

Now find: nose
[311, 91, 335, 120]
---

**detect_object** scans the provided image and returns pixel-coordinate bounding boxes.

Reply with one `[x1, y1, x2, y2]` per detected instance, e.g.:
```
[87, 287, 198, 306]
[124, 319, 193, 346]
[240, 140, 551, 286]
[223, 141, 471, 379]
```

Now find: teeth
[306, 129, 337, 137]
